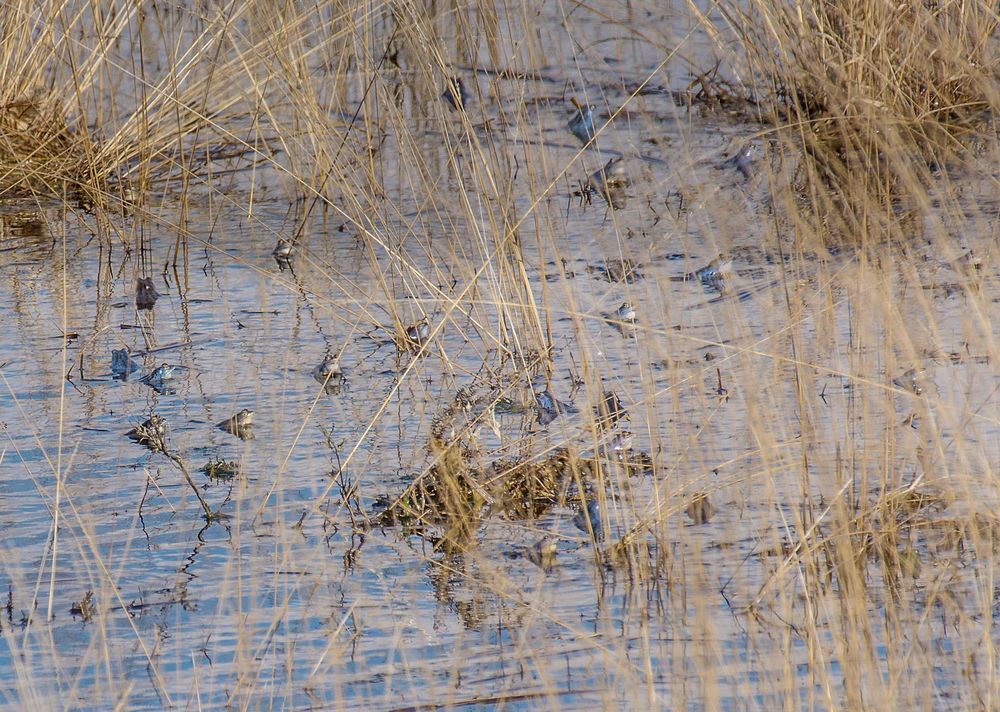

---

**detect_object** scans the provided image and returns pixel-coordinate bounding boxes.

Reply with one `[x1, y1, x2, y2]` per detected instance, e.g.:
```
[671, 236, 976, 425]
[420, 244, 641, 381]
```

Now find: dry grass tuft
[722, 0, 1000, 239]
[0, 90, 92, 199]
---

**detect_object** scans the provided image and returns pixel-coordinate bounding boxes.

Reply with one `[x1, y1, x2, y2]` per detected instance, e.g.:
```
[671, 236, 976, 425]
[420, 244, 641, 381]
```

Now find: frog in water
[127, 414, 168, 452]
[567, 99, 596, 144]
[616, 301, 636, 323]
[312, 353, 345, 392]
[139, 363, 176, 393]
[531, 376, 578, 425]
[405, 317, 430, 346]
[217, 409, 255, 439]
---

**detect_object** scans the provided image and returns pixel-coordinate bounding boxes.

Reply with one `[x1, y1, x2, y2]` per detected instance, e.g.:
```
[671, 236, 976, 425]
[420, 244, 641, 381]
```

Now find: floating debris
[69, 590, 94, 621]
[594, 390, 628, 430]
[217, 409, 255, 440]
[312, 353, 345, 393]
[721, 142, 757, 180]
[587, 258, 642, 283]
[545, 258, 577, 282]
[620, 449, 655, 476]
[139, 363, 176, 393]
[272, 239, 294, 269]
[377, 439, 596, 529]
[442, 76, 470, 111]
[716, 368, 728, 399]
[111, 348, 141, 379]
[686, 492, 716, 524]
[127, 415, 168, 452]
[372, 435, 486, 536]
[880, 486, 946, 515]
[567, 98, 596, 144]
[573, 499, 604, 541]
[892, 368, 927, 395]
[526, 537, 558, 570]
[135, 277, 160, 310]
[200, 458, 241, 479]
[585, 157, 630, 209]
[492, 448, 595, 518]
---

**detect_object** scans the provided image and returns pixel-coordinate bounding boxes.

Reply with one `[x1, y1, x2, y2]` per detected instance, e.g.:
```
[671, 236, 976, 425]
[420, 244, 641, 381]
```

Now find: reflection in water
[135, 276, 160, 310]
[426, 551, 494, 631]
[111, 347, 141, 379]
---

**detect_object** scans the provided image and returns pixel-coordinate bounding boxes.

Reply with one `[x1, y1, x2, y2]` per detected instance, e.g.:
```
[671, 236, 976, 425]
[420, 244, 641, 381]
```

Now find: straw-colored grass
[719, 0, 1000, 241]
[2, 0, 999, 708]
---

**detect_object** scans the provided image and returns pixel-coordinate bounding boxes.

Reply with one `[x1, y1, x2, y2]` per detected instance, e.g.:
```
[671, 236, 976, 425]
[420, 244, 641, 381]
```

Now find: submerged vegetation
[1, 0, 1000, 708]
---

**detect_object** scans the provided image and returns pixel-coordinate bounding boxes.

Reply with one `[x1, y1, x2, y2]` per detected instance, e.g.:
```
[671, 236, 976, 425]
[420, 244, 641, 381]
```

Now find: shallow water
[2, 2, 1000, 710]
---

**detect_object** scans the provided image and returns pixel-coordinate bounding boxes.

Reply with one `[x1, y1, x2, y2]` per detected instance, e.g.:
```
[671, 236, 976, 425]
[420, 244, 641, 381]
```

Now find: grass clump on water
[720, 0, 999, 240]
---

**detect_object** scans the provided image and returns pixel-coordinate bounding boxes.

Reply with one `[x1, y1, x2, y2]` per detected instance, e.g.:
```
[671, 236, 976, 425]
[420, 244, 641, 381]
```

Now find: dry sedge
[2, 0, 1000, 709]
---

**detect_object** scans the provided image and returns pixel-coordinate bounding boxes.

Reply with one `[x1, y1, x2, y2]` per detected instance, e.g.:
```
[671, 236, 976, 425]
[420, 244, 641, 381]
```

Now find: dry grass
[720, 0, 1000, 241]
[1, 0, 1000, 708]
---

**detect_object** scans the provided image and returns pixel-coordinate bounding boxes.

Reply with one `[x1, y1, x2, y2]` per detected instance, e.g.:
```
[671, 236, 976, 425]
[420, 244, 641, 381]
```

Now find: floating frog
[127, 414, 168, 452]
[442, 76, 470, 111]
[139, 363, 176, 393]
[312, 353, 345, 393]
[573, 499, 604, 541]
[404, 317, 431, 346]
[567, 99, 596, 144]
[217, 409, 255, 440]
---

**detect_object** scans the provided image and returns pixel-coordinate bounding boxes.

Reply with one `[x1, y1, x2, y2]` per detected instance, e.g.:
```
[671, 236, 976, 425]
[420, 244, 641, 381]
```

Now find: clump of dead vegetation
[717, 0, 1000, 240]
[373, 381, 637, 549]
[0, 91, 93, 201]
[0, 0, 378, 227]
